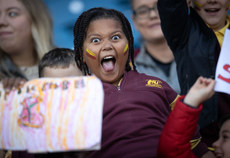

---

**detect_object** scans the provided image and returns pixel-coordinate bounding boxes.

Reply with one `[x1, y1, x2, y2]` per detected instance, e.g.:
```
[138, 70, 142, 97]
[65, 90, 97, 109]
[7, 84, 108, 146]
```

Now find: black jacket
[158, 0, 219, 129]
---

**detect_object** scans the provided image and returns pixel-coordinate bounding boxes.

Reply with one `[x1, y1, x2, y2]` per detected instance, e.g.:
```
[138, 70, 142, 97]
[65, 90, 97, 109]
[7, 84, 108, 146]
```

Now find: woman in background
[0, 0, 54, 90]
[0, 0, 54, 157]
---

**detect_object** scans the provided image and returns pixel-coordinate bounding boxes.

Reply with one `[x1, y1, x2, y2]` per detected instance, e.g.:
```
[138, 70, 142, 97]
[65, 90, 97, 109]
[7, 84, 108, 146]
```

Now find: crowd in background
[0, 0, 230, 158]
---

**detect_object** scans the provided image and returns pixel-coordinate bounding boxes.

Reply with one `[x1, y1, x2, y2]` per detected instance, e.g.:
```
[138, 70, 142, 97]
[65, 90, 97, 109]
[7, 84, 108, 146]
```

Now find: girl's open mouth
[101, 56, 116, 72]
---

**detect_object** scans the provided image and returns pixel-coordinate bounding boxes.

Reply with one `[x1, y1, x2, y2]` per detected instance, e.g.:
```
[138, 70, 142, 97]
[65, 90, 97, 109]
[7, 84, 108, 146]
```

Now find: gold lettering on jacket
[146, 80, 162, 88]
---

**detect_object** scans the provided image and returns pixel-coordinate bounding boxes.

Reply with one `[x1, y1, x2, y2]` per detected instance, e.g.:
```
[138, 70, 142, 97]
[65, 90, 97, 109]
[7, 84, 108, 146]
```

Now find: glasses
[133, 5, 158, 19]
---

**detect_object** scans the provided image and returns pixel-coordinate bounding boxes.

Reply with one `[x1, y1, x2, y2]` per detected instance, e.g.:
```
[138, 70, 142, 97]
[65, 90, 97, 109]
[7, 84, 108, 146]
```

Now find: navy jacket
[158, 0, 230, 146]
[158, 0, 218, 127]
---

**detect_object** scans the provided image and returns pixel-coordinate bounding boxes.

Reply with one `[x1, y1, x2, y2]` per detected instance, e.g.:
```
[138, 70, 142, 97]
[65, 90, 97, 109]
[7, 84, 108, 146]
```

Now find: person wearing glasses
[130, 0, 181, 94]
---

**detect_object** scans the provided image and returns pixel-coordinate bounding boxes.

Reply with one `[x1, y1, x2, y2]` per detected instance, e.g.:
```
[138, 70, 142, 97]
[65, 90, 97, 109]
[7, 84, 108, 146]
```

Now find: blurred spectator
[0, 0, 54, 89]
[0, 0, 54, 157]
[130, 0, 180, 94]
[158, 0, 230, 147]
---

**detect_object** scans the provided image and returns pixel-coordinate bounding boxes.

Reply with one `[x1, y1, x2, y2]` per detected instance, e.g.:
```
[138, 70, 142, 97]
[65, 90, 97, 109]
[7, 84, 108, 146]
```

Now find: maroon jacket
[88, 71, 208, 158]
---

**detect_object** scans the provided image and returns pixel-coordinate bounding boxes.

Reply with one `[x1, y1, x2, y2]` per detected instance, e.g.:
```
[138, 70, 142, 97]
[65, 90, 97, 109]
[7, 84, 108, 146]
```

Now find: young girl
[213, 114, 230, 158]
[73, 7, 212, 158]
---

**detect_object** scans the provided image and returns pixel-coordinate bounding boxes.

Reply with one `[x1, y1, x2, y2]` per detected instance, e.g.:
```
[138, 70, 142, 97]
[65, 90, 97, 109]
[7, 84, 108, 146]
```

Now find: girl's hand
[184, 76, 215, 107]
[1, 77, 27, 92]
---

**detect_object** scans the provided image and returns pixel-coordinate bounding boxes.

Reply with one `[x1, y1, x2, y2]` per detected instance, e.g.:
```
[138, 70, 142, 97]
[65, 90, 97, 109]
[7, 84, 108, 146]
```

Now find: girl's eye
[8, 11, 18, 17]
[221, 134, 230, 142]
[112, 35, 120, 40]
[92, 38, 100, 43]
[223, 135, 229, 140]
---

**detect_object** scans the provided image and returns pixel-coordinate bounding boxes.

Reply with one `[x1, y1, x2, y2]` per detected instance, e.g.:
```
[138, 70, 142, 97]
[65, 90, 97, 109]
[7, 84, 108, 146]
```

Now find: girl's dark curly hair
[73, 7, 136, 75]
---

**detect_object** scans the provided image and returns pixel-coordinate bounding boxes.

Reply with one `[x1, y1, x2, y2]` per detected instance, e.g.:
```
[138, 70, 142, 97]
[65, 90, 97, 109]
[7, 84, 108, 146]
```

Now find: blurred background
[43, 0, 230, 49]
[43, 0, 141, 49]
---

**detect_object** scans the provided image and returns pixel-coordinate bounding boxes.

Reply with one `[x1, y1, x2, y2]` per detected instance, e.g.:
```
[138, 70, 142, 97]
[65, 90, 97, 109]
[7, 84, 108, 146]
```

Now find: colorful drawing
[18, 95, 44, 128]
[0, 76, 104, 152]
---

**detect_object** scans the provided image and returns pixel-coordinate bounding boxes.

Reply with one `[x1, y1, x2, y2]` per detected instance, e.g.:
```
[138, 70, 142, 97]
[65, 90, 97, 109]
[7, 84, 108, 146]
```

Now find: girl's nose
[102, 40, 113, 51]
[212, 138, 220, 149]
[0, 15, 9, 26]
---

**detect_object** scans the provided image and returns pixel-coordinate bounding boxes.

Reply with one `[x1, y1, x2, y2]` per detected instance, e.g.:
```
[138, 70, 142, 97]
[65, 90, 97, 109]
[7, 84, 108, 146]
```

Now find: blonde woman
[0, 0, 54, 90]
[0, 0, 54, 157]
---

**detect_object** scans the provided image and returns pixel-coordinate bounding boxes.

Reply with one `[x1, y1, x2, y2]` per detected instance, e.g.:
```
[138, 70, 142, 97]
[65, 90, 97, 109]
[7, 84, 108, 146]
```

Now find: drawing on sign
[18, 95, 44, 128]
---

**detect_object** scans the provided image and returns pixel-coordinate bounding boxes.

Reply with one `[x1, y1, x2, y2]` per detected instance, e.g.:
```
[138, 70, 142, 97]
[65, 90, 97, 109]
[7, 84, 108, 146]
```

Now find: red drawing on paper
[18, 95, 44, 128]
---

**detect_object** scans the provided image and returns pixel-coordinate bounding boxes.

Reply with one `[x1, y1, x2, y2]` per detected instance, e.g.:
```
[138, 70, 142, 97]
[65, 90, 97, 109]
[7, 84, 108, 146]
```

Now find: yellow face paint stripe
[86, 48, 96, 59]
[123, 44, 128, 56]
[193, 1, 202, 10]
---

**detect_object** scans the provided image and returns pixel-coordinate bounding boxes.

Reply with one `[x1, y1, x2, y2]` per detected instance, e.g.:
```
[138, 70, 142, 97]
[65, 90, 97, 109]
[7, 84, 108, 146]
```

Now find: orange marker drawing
[123, 44, 128, 56]
[86, 48, 96, 60]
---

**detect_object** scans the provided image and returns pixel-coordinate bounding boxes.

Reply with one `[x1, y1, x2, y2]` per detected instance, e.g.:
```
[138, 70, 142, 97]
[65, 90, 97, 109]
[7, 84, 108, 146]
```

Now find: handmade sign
[0, 76, 104, 153]
[215, 29, 230, 95]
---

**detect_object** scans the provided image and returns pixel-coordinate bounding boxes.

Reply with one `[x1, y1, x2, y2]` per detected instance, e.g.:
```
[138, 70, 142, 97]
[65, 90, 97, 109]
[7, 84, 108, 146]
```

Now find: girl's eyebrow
[86, 30, 123, 38]
[6, 7, 21, 11]
[111, 31, 123, 34]
[222, 129, 230, 134]
[86, 34, 100, 38]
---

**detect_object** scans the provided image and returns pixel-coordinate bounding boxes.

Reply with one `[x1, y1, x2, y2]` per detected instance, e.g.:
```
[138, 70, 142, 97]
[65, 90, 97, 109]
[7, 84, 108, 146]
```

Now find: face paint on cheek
[225, 3, 230, 11]
[123, 44, 128, 56]
[193, 1, 202, 11]
[86, 48, 96, 60]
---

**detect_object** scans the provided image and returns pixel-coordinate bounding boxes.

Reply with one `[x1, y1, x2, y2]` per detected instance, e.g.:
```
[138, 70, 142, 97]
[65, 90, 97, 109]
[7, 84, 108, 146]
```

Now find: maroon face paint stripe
[124, 50, 128, 56]
[226, 3, 230, 11]
[123, 44, 128, 56]
[86, 53, 96, 59]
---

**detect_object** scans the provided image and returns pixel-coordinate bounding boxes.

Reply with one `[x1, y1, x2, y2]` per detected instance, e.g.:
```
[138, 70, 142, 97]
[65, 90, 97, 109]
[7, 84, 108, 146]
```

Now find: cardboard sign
[215, 29, 230, 95]
[0, 76, 104, 153]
